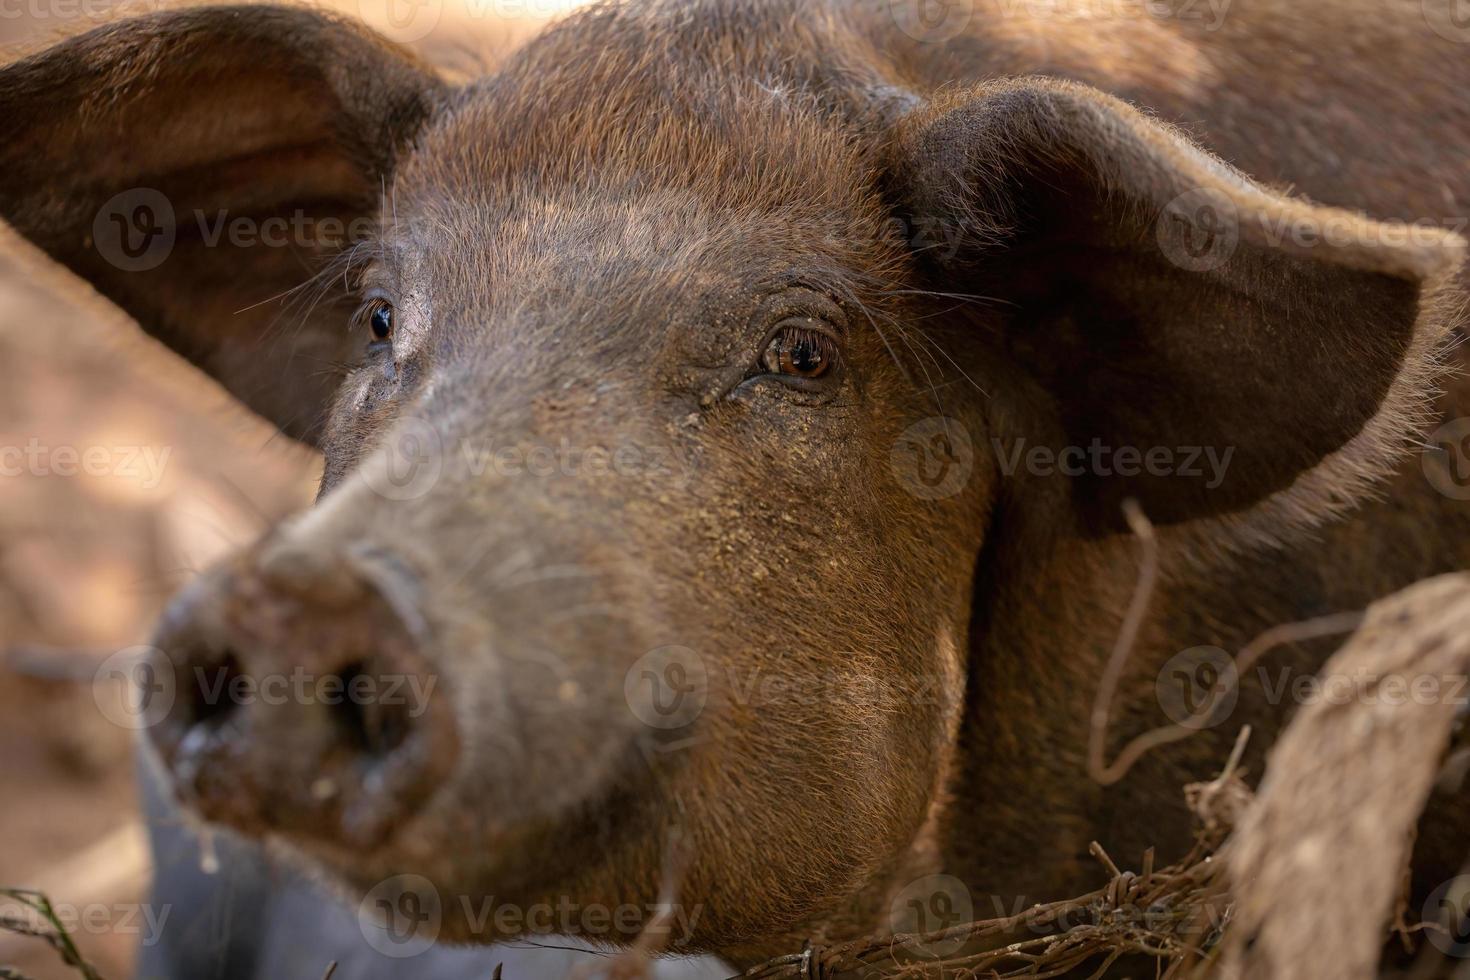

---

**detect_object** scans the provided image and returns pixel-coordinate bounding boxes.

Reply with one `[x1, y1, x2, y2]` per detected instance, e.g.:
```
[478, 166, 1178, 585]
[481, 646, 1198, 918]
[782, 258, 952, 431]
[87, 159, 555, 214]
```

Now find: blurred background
[0, 3, 562, 976]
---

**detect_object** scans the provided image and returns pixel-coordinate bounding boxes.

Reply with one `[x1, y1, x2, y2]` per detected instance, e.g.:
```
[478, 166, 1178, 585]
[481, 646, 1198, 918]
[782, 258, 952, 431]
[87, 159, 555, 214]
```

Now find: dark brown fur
[3, 0, 1470, 965]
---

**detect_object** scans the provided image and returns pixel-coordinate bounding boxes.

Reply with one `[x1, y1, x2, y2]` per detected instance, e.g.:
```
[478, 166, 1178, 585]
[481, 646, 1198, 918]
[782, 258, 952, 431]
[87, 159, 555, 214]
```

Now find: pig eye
[364, 299, 394, 342]
[761, 322, 838, 382]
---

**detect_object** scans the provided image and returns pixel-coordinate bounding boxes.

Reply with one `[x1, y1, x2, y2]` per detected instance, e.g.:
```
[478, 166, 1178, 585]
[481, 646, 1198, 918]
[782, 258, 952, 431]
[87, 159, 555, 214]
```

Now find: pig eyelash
[351, 294, 399, 382]
[362, 298, 395, 343]
[760, 321, 841, 382]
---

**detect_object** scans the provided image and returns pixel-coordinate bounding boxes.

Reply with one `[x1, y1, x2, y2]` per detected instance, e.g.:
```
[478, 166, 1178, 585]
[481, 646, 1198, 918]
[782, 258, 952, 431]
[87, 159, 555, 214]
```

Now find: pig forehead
[388, 206, 864, 343]
[375, 193, 897, 361]
[381, 73, 907, 324]
[397, 73, 881, 219]
[386, 100, 903, 314]
[395, 190, 861, 280]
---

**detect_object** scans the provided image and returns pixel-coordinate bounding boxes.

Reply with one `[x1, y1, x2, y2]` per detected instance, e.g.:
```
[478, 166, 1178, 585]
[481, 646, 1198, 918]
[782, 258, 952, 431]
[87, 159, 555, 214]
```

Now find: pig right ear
[0, 5, 444, 445]
[888, 78, 1466, 547]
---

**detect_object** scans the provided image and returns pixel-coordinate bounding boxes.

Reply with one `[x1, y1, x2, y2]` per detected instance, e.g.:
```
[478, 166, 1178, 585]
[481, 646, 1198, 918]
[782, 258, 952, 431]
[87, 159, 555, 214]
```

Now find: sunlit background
[0, 3, 577, 976]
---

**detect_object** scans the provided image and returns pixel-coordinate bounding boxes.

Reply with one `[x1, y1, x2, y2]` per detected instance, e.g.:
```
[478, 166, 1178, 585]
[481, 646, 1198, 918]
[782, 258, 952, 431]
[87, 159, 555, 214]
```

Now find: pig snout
[144, 541, 458, 849]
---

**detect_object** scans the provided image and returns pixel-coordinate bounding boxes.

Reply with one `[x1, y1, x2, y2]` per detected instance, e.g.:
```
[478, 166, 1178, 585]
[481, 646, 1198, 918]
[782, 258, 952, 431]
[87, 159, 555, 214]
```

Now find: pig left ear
[0, 6, 444, 447]
[889, 77, 1467, 545]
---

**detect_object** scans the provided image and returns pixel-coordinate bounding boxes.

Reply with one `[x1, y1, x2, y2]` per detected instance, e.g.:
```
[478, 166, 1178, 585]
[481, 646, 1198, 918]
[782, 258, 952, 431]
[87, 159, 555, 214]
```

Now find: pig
[3, 0, 1470, 973]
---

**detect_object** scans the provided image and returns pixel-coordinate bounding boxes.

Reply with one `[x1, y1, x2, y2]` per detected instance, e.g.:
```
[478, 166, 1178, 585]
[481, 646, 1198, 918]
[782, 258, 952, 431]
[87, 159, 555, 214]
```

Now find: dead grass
[0, 890, 103, 980]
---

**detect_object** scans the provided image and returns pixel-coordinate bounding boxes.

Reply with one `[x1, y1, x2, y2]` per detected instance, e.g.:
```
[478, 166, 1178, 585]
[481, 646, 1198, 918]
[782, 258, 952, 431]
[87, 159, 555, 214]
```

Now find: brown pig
[3, 0, 1470, 972]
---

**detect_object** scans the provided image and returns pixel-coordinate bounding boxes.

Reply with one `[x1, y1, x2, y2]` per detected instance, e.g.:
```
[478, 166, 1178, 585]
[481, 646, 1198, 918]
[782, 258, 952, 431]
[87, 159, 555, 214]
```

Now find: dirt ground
[0, 5, 547, 977]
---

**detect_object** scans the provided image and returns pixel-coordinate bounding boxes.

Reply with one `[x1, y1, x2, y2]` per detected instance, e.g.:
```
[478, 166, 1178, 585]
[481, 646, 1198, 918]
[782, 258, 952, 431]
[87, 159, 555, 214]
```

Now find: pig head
[0, 1, 1464, 965]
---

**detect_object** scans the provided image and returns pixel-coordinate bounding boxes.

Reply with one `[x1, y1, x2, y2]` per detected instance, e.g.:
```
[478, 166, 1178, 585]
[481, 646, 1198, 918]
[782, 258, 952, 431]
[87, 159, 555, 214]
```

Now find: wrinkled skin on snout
[6, 0, 1470, 966]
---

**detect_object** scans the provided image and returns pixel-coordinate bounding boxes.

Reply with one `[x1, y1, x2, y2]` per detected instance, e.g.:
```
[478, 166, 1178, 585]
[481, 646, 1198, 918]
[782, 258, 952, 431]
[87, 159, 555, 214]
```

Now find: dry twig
[1220, 574, 1470, 980]
[1086, 499, 1363, 786]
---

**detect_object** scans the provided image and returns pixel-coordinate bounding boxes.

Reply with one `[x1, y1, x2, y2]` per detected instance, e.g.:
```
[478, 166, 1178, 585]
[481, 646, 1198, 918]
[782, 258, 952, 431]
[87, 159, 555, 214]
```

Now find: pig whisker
[894, 317, 989, 398]
[847, 274, 990, 398]
[832, 275, 957, 409]
[899, 327, 948, 419]
[125, 572, 200, 600]
[485, 546, 538, 583]
[308, 358, 359, 383]
[495, 563, 636, 593]
[447, 545, 635, 597]
[874, 286, 1018, 309]
[445, 540, 557, 592]
[257, 351, 360, 444]
[345, 544, 431, 643]
[835, 284, 916, 392]
[210, 470, 283, 532]
[236, 242, 392, 448]
[543, 602, 633, 624]
[504, 940, 614, 957]
[906, 300, 973, 322]
[850, 293, 948, 416]
[884, 312, 949, 389]
[270, 238, 389, 332]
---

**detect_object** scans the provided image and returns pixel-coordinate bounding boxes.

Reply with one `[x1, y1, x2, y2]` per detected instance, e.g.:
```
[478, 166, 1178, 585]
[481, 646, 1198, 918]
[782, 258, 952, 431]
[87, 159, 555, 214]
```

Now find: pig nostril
[186, 649, 244, 729]
[330, 661, 412, 758]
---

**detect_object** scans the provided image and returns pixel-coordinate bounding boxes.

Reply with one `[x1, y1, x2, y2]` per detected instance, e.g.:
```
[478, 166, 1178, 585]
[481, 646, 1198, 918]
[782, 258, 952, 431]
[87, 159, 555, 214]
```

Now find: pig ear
[890, 77, 1467, 545]
[0, 5, 444, 445]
